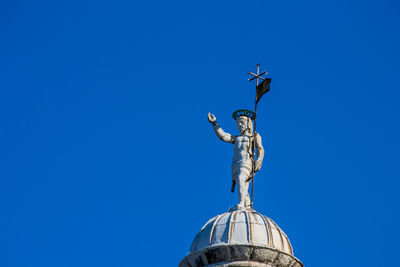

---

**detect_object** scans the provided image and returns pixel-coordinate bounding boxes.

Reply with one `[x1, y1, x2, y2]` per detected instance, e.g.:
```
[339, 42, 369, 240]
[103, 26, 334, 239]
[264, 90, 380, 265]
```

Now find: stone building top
[180, 209, 303, 267]
[190, 209, 293, 255]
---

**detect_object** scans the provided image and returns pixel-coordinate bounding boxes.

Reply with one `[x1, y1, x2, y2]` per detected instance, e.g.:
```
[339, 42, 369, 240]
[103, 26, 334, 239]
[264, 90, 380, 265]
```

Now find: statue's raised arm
[207, 113, 234, 143]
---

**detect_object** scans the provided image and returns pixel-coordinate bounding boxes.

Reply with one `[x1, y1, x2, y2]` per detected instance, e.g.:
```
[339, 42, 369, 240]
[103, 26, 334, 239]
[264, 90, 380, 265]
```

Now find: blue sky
[1, 0, 399, 266]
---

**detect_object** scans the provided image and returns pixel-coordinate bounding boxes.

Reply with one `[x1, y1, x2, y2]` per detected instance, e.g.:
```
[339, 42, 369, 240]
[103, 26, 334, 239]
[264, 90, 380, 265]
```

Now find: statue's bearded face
[236, 116, 253, 134]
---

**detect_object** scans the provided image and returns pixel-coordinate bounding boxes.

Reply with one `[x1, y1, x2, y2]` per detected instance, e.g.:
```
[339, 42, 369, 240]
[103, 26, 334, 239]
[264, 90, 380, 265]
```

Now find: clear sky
[1, 0, 399, 266]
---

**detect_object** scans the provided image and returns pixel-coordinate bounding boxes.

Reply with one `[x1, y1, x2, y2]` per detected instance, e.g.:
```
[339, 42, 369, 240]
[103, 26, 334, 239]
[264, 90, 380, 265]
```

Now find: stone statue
[208, 111, 264, 209]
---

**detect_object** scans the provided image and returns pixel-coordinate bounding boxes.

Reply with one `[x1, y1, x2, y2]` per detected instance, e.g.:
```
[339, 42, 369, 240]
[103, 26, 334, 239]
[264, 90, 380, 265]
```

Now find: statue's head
[236, 116, 253, 135]
[232, 109, 255, 135]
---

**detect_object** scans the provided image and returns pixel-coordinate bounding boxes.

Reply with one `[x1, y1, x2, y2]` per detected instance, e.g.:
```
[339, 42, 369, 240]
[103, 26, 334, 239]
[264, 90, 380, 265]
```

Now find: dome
[180, 209, 303, 267]
[190, 209, 293, 255]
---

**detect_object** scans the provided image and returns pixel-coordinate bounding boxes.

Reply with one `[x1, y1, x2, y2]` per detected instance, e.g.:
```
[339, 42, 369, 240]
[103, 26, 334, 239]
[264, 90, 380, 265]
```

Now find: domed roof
[190, 209, 293, 255]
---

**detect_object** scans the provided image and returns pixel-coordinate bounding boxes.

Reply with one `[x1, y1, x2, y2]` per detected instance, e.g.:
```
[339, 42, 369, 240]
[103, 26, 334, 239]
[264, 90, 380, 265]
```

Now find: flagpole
[250, 64, 260, 210]
[248, 63, 270, 210]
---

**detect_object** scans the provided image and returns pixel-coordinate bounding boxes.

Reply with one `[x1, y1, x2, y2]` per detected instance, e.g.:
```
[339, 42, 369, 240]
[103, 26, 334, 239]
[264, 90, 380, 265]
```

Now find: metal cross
[248, 64, 267, 86]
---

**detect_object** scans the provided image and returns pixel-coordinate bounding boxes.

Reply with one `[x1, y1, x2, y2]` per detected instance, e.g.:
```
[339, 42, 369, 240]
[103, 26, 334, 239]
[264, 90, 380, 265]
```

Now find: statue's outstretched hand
[208, 113, 217, 125]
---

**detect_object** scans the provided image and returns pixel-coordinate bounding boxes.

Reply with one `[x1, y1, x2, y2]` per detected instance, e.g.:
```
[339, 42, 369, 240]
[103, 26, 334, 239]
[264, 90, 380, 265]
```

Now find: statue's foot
[245, 202, 252, 209]
[228, 203, 248, 212]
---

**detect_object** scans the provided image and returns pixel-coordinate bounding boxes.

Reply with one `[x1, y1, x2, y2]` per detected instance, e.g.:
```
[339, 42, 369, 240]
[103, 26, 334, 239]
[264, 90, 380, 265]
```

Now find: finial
[248, 64, 268, 85]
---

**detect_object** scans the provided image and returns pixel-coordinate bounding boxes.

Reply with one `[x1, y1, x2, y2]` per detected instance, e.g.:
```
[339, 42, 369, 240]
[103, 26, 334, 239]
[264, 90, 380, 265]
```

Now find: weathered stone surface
[179, 245, 303, 267]
[251, 247, 277, 263]
[204, 245, 230, 264]
[211, 261, 272, 267]
[230, 245, 252, 261]
[184, 250, 208, 267]
[289, 261, 303, 267]
[273, 253, 293, 267]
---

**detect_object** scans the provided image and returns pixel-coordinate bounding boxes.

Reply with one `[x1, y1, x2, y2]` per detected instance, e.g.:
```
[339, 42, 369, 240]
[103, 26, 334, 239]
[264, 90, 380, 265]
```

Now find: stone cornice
[179, 244, 304, 267]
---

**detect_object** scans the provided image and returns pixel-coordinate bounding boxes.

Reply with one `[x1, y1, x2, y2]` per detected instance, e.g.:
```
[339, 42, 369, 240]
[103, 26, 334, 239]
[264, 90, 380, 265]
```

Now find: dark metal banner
[256, 78, 271, 104]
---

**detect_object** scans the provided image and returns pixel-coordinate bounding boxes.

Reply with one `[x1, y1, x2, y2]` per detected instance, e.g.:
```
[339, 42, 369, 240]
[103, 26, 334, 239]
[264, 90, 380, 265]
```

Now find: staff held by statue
[248, 64, 271, 209]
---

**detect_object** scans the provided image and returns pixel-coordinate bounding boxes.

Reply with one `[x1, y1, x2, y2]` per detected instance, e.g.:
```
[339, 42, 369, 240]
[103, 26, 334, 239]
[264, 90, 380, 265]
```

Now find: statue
[208, 110, 264, 209]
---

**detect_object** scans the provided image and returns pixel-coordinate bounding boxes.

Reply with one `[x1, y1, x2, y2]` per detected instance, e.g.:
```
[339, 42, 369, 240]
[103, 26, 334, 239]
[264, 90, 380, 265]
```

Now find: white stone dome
[190, 209, 293, 255]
